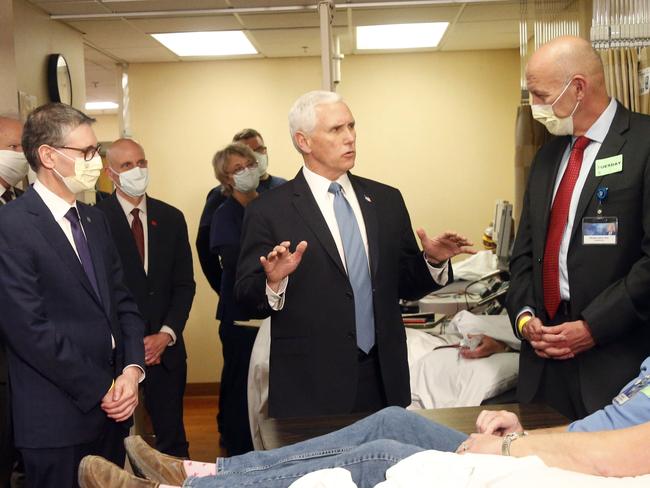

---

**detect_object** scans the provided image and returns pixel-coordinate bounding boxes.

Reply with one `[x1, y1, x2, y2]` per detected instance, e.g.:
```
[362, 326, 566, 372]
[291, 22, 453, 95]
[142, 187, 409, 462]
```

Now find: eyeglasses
[228, 160, 258, 177]
[54, 144, 102, 162]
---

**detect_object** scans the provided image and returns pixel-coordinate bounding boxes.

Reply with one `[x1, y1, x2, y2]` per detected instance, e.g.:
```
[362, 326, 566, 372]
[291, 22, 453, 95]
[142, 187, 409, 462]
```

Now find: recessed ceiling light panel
[85, 101, 119, 111]
[356, 22, 449, 50]
[151, 31, 258, 57]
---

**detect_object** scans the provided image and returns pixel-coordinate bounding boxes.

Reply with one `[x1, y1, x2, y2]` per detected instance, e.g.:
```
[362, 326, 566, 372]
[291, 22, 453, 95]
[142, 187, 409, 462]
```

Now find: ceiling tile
[98, 0, 230, 13]
[459, 2, 520, 22]
[348, 6, 462, 26]
[129, 16, 242, 32]
[68, 19, 161, 48]
[441, 20, 519, 51]
[103, 46, 180, 62]
[33, 1, 111, 16]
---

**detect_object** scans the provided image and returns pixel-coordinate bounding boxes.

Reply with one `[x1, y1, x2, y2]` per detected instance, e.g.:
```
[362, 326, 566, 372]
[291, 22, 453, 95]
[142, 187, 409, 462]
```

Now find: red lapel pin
[151, 219, 158, 227]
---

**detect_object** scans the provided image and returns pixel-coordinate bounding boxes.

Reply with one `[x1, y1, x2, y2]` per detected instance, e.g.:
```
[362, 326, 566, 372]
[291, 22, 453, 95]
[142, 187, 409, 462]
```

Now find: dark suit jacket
[96, 194, 195, 370]
[507, 103, 650, 412]
[235, 170, 443, 418]
[0, 187, 145, 448]
[0, 186, 24, 386]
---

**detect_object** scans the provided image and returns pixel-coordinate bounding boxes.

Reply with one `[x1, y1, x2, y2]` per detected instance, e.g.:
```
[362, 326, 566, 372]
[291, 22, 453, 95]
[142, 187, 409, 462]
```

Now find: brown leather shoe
[125, 436, 187, 485]
[78, 456, 159, 487]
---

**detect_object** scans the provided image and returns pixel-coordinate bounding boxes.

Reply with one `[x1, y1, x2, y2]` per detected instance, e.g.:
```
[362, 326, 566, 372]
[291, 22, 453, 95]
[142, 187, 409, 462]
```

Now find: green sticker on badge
[641, 385, 650, 398]
[595, 155, 623, 177]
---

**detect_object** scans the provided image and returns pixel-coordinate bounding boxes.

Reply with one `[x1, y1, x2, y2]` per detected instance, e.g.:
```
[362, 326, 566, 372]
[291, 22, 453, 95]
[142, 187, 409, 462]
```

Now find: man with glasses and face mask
[0, 103, 146, 487]
[0, 114, 29, 488]
[507, 36, 650, 420]
[196, 129, 286, 299]
[96, 138, 195, 459]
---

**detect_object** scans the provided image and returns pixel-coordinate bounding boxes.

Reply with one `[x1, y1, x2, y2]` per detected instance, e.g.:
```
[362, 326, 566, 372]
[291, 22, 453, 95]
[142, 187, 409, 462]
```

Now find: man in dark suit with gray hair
[235, 91, 474, 419]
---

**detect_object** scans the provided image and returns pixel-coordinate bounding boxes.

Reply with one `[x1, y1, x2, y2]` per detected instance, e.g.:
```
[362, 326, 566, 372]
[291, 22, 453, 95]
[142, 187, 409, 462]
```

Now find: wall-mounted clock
[47, 53, 73, 105]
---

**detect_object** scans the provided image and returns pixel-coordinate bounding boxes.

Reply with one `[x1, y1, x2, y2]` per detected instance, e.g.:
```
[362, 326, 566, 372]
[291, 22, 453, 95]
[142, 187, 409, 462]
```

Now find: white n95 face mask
[52, 149, 103, 194]
[233, 167, 260, 193]
[0, 150, 29, 187]
[255, 152, 269, 177]
[112, 166, 149, 197]
[531, 80, 580, 136]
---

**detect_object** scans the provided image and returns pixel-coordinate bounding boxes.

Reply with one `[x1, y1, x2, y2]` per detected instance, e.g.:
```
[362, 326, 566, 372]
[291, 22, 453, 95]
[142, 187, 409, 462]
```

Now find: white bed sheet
[407, 311, 520, 409]
[288, 451, 650, 488]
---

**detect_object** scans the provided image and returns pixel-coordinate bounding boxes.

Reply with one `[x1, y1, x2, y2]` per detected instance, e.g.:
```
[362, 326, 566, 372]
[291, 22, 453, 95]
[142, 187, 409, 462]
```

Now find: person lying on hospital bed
[77, 355, 650, 487]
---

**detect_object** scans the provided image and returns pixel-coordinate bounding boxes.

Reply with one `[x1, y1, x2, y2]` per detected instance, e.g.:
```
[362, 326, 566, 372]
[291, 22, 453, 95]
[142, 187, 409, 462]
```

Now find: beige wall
[93, 113, 120, 142]
[13, 0, 86, 111]
[0, 0, 18, 113]
[128, 49, 520, 383]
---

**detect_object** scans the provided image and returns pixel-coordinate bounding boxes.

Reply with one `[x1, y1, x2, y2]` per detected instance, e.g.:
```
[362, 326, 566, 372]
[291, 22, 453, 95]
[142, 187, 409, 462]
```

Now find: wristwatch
[501, 431, 528, 456]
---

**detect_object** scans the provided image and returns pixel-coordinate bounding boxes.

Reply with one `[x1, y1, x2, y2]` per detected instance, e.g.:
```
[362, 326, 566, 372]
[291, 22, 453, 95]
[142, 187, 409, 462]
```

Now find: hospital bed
[247, 310, 520, 449]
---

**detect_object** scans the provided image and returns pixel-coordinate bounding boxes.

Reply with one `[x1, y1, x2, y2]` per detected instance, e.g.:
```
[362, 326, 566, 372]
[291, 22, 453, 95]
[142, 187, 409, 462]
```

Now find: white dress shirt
[114, 192, 177, 346]
[552, 97, 617, 302]
[266, 166, 449, 309]
[518, 97, 617, 324]
[33, 179, 85, 259]
[33, 179, 145, 380]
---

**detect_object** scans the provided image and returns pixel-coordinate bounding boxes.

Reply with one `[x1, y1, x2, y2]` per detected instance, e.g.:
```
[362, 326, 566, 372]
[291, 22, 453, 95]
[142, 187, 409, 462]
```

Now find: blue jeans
[184, 407, 467, 488]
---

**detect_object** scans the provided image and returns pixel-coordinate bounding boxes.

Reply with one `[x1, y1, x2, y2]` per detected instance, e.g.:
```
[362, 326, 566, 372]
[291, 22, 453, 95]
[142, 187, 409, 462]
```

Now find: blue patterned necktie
[65, 207, 100, 299]
[328, 182, 375, 353]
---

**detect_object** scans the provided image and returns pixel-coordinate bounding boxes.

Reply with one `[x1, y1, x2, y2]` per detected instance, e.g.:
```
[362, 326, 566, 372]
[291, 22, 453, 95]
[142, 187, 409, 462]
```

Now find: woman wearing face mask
[209, 143, 266, 456]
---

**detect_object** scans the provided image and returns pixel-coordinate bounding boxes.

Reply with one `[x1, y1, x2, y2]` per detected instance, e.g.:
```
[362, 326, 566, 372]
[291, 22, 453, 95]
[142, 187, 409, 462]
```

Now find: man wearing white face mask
[0, 116, 28, 204]
[507, 36, 650, 421]
[96, 139, 195, 459]
[0, 103, 146, 487]
[0, 115, 28, 488]
[232, 128, 286, 191]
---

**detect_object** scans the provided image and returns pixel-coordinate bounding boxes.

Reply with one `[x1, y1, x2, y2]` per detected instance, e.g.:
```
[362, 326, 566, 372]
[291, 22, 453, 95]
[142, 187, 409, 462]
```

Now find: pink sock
[183, 460, 217, 477]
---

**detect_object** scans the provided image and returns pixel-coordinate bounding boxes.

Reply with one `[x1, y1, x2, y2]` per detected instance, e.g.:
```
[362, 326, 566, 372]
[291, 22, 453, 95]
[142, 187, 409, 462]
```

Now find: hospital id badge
[614, 375, 650, 405]
[582, 217, 618, 245]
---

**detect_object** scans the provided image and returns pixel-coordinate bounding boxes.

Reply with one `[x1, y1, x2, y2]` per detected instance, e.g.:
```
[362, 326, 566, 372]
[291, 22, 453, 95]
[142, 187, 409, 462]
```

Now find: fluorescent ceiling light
[85, 101, 118, 111]
[356, 22, 449, 50]
[151, 31, 257, 57]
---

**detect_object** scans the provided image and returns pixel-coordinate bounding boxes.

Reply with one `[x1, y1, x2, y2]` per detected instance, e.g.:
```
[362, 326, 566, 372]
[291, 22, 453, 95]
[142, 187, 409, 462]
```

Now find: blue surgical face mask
[255, 152, 268, 177]
[232, 167, 260, 193]
[111, 166, 149, 197]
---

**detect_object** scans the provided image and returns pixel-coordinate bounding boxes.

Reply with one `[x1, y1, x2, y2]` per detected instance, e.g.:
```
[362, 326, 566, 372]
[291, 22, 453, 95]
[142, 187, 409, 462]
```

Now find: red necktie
[542, 136, 591, 319]
[131, 208, 145, 265]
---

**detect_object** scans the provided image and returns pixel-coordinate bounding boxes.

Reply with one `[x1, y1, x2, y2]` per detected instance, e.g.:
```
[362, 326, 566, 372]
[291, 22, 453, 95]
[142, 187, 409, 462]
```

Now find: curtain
[599, 47, 646, 114]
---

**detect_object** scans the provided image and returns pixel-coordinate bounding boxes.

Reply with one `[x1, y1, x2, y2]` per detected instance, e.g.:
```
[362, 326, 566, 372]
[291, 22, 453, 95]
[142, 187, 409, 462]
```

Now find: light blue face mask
[111, 166, 149, 197]
[255, 152, 268, 177]
[233, 167, 260, 193]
